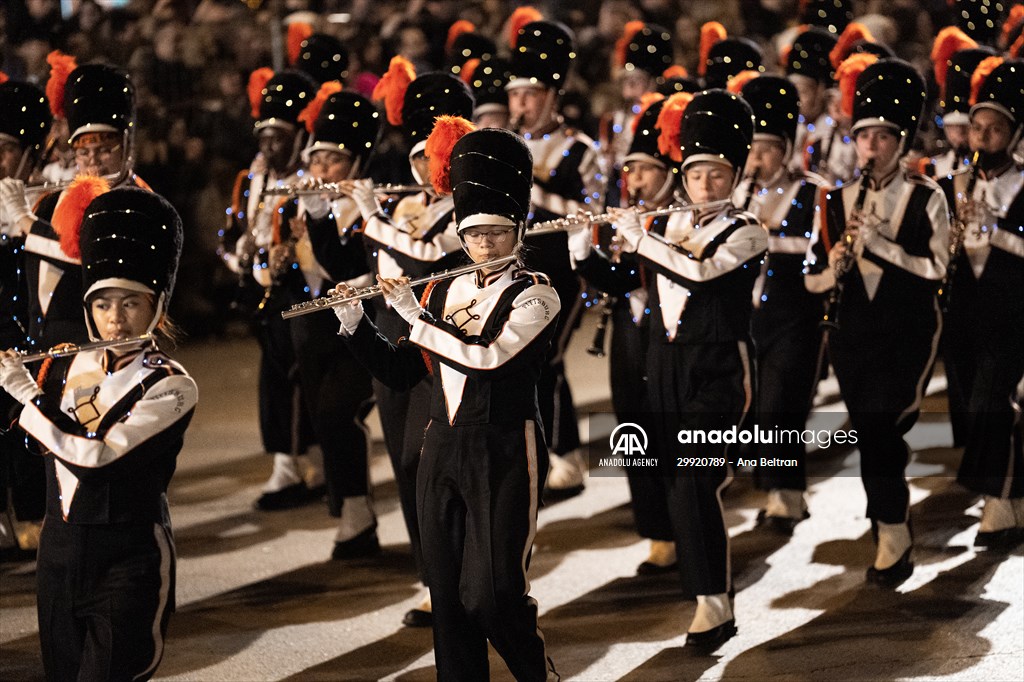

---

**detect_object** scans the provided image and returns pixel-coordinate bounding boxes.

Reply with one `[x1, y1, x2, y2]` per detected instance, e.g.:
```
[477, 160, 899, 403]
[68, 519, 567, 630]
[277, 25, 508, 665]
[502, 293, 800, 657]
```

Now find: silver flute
[281, 254, 519, 319]
[18, 334, 153, 363]
[526, 198, 733, 237]
[261, 181, 431, 199]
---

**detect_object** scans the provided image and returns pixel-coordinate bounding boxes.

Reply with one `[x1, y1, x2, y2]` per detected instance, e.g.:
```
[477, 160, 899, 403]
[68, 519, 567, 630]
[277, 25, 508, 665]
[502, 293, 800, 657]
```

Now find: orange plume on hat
[631, 92, 665, 135]
[372, 56, 416, 127]
[287, 22, 314, 66]
[508, 6, 543, 49]
[460, 58, 481, 85]
[970, 55, 1004, 105]
[615, 21, 646, 68]
[45, 50, 78, 119]
[727, 70, 760, 94]
[52, 175, 110, 260]
[662, 65, 688, 80]
[698, 22, 727, 77]
[830, 22, 875, 70]
[247, 68, 275, 119]
[1003, 5, 1024, 46]
[426, 115, 476, 195]
[446, 20, 476, 54]
[298, 81, 343, 134]
[656, 92, 694, 162]
[1012, 33, 1024, 59]
[0, 71, 8, 85]
[931, 26, 977, 91]
[836, 53, 878, 118]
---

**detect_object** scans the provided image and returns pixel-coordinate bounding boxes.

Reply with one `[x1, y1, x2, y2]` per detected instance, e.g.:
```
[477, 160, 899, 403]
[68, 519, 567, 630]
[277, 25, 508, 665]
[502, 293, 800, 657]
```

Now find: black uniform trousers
[36, 518, 175, 682]
[418, 418, 549, 682]
[290, 309, 375, 517]
[829, 278, 941, 524]
[648, 339, 751, 597]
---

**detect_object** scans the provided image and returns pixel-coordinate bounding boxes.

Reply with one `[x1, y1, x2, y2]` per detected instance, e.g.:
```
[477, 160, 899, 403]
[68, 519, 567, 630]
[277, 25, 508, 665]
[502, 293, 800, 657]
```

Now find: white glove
[611, 208, 644, 252]
[384, 280, 425, 326]
[0, 353, 42, 405]
[0, 178, 36, 229]
[568, 226, 594, 264]
[333, 299, 364, 336]
[350, 178, 382, 222]
[301, 194, 331, 220]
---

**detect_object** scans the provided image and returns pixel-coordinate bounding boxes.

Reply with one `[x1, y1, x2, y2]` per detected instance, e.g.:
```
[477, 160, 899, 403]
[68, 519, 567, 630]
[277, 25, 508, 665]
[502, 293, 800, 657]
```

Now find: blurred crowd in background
[1, 0, 957, 336]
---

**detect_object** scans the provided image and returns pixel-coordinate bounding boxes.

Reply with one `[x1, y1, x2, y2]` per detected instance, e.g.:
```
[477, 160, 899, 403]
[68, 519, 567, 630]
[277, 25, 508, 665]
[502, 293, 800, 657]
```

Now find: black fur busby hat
[680, 89, 755, 172]
[954, 0, 1007, 46]
[617, 23, 674, 80]
[787, 28, 838, 84]
[255, 70, 317, 132]
[63, 64, 135, 142]
[448, 128, 532, 236]
[943, 47, 998, 124]
[507, 21, 576, 92]
[295, 33, 349, 85]
[0, 80, 51, 153]
[79, 187, 183, 335]
[447, 31, 497, 76]
[403, 73, 475, 153]
[851, 58, 927, 147]
[971, 58, 1024, 132]
[465, 56, 512, 119]
[798, 0, 853, 35]
[740, 76, 800, 148]
[625, 97, 671, 168]
[305, 91, 381, 169]
[704, 38, 764, 90]
[658, 76, 702, 97]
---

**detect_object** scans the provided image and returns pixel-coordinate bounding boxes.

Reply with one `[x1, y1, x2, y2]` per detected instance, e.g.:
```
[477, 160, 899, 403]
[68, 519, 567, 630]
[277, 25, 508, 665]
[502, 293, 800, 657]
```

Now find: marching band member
[734, 74, 829, 533]
[307, 64, 474, 625]
[333, 124, 559, 681]
[698, 23, 765, 90]
[611, 89, 767, 649]
[269, 84, 379, 558]
[571, 94, 681, 575]
[0, 187, 196, 681]
[806, 58, 950, 586]
[507, 17, 603, 496]
[463, 55, 513, 130]
[783, 27, 837, 174]
[939, 57, 1024, 547]
[226, 68, 320, 511]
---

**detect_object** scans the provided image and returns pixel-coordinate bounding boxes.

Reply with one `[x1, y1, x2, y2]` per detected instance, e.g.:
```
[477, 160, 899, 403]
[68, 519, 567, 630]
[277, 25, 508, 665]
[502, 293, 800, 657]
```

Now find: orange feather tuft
[425, 115, 476, 196]
[836, 53, 878, 119]
[298, 81, 343, 134]
[460, 58, 481, 85]
[52, 175, 110, 260]
[656, 92, 694, 163]
[829, 22, 875, 69]
[287, 22, 314, 66]
[698, 22, 727, 77]
[372, 56, 416, 127]
[0, 71, 7, 85]
[631, 93, 665, 135]
[1012, 34, 1024, 59]
[931, 26, 977, 91]
[662, 65, 688, 80]
[247, 67, 275, 119]
[45, 50, 78, 119]
[508, 6, 543, 49]
[446, 20, 476, 54]
[727, 70, 761, 94]
[1003, 5, 1024, 46]
[615, 21, 647, 68]
[970, 56, 1004, 106]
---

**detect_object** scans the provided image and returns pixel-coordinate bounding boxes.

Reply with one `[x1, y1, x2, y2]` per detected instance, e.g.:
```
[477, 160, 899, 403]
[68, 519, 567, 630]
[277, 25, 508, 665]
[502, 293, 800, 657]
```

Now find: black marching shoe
[402, 608, 433, 628]
[974, 527, 1024, 550]
[254, 482, 311, 511]
[865, 547, 913, 588]
[636, 560, 678, 576]
[684, 620, 737, 652]
[331, 527, 381, 560]
[755, 509, 810, 536]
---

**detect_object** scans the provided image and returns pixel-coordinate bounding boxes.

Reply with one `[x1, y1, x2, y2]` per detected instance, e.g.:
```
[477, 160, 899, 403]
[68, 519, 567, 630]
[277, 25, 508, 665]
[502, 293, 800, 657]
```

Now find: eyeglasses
[462, 228, 515, 244]
[74, 145, 121, 161]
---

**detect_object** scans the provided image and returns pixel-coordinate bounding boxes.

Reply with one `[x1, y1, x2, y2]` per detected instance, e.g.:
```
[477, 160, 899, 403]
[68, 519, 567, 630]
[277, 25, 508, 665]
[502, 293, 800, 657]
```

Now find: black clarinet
[940, 151, 981, 312]
[821, 159, 874, 331]
[741, 168, 760, 211]
[587, 292, 613, 357]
